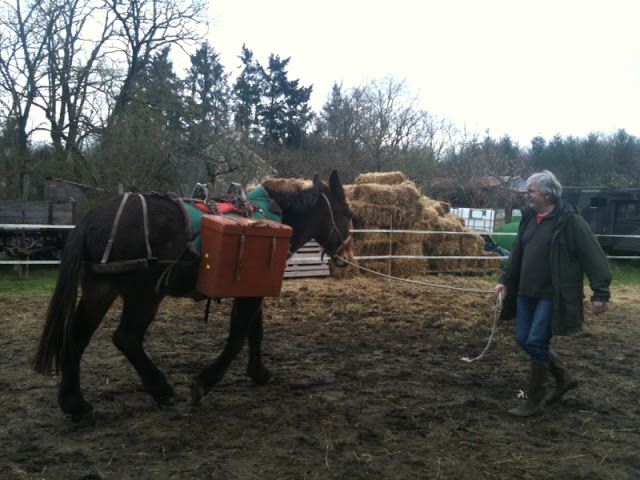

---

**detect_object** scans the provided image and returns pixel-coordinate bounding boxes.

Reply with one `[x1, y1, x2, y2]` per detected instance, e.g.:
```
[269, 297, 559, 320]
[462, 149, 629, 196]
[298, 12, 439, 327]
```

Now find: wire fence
[349, 229, 640, 261]
[2, 226, 640, 266]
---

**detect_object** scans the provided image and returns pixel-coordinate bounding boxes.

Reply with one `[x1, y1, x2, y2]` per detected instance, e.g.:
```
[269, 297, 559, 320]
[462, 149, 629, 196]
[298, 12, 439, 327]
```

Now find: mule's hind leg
[246, 299, 272, 385]
[58, 280, 117, 420]
[191, 297, 263, 404]
[112, 294, 173, 405]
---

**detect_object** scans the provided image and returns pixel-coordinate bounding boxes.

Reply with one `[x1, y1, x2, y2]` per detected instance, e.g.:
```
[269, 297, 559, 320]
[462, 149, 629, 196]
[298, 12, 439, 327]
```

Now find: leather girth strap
[100, 193, 153, 264]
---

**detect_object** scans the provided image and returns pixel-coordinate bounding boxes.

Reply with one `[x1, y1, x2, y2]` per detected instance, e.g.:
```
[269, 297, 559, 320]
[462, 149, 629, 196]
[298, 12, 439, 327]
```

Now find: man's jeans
[516, 296, 553, 362]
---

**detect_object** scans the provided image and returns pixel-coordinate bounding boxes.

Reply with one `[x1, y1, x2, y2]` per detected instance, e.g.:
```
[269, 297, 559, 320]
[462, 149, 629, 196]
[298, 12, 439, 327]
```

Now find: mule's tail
[34, 222, 86, 374]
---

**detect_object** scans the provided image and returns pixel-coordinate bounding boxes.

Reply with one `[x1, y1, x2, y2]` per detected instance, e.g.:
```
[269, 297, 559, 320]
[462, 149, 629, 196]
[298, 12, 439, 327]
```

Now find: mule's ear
[329, 169, 346, 203]
[312, 173, 321, 188]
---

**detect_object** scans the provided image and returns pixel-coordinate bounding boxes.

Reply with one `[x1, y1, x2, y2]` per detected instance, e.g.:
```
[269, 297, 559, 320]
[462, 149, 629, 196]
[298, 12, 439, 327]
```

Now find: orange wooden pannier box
[196, 215, 293, 298]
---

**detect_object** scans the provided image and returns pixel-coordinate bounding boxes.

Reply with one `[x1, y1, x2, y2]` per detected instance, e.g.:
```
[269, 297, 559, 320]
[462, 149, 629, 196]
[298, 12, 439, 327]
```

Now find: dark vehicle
[492, 187, 640, 254]
[563, 187, 640, 254]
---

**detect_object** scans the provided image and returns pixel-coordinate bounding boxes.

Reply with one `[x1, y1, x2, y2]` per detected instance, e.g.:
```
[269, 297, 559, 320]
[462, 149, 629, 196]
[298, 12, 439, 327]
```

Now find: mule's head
[313, 170, 353, 267]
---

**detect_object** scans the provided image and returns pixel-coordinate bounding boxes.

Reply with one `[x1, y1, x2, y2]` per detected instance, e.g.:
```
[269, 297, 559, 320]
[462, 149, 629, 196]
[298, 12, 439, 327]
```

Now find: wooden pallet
[284, 240, 330, 278]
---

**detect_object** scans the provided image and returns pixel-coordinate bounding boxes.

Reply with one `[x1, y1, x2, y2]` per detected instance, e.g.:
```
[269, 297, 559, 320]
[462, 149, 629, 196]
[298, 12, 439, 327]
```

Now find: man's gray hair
[526, 170, 563, 202]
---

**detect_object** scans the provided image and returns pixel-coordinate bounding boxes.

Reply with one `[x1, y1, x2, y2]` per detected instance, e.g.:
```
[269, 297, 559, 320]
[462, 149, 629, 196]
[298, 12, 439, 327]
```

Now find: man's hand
[494, 284, 507, 298]
[592, 301, 608, 316]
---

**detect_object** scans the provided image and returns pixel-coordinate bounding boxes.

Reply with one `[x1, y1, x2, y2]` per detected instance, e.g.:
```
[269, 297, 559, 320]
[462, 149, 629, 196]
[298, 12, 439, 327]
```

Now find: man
[494, 170, 612, 417]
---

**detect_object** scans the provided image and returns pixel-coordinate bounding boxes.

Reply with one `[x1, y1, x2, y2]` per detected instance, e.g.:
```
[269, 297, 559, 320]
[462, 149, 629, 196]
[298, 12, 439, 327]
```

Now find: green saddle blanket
[185, 186, 282, 251]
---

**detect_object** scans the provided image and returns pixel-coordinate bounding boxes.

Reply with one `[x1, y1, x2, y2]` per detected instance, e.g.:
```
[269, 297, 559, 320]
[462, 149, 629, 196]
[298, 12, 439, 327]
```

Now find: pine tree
[232, 45, 263, 139]
[186, 42, 230, 138]
[259, 54, 312, 148]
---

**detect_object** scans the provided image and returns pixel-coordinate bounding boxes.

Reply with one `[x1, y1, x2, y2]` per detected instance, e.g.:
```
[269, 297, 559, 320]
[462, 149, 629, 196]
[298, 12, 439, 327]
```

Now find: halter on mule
[318, 192, 352, 262]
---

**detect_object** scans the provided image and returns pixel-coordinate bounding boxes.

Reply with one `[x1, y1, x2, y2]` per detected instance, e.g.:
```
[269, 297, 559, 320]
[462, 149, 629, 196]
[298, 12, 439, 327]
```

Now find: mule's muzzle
[332, 256, 348, 268]
[330, 238, 353, 268]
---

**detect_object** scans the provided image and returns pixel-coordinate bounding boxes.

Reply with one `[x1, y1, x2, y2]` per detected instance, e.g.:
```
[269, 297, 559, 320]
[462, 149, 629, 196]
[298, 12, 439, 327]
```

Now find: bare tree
[106, 0, 207, 122]
[360, 77, 422, 172]
[1, 0, 207, 186]
[202, 132, 277, 193]
[0, 0, 58, 194]
[433, 132, 528, 209]
[40, 0, 116, 178]
[313, 78, 456, 184]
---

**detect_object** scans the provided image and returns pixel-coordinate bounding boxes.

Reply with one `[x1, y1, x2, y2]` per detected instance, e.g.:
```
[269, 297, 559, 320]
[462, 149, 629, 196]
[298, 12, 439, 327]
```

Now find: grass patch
[0, 266, 58, 299]
[489, 260, 640, 287]
[610, 259, 640, 286]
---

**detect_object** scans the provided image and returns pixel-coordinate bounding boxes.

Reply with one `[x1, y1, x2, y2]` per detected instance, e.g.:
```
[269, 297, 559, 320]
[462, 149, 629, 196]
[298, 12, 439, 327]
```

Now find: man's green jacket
[499, 200, 612, 336]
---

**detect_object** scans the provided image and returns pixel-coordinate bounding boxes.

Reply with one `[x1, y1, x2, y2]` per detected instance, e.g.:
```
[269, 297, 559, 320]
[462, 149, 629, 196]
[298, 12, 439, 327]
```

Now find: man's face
[525, 185, 548, 212]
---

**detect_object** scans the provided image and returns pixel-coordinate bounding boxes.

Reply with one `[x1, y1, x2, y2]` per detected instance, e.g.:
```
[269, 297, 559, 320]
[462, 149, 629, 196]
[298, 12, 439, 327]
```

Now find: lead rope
[461, 291, 503, 363]
[339, 257, 503, 362]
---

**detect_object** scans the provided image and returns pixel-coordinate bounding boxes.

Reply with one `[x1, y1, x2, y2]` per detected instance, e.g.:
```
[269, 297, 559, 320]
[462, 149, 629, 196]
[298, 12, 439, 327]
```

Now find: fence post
[388, 216, 393, 281]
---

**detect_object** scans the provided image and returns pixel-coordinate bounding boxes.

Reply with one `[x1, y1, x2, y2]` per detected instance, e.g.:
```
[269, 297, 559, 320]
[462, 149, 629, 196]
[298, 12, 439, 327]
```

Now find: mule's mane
[262, 178, 326, 214]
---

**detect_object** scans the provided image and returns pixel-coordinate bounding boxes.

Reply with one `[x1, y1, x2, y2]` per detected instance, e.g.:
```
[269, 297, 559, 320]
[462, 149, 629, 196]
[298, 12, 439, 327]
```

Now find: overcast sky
[206, 0, 640, 146]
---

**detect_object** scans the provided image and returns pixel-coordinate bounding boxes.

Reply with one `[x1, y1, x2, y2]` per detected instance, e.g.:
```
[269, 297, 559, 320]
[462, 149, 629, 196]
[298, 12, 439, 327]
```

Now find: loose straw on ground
[340, 258, 503, 362]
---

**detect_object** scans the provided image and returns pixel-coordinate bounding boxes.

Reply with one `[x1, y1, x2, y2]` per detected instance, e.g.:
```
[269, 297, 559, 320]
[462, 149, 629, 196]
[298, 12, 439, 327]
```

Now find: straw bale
[362, 220, 425, 243]
[391, 242, 428, 278]
[349, 183, 422, 208]
[434, 201, 451, 216]
[429, 257, 464, 272]
[261, 177, 312, 193]
[350, 201, 402, 228]
[420, 196, 441, 210]
[478, 251, 503, 271]
[419, 206, 440, 232]
[434, 215, 464, 232]
[400, 179, 421, 191]
[349, 201, 420, 230]
[358, 257, 426, 279]
[354, 171, 407, 185]
[421, 229, 443, 253]
[355, 238, 398, 257]
[338, 170, 499, 277]
[460, 234, 485, 255]
[343, 184, 357, 202]
[432, 238, 462, 256]
[352, 239, 427, 278]
[345, 178, 426, 229]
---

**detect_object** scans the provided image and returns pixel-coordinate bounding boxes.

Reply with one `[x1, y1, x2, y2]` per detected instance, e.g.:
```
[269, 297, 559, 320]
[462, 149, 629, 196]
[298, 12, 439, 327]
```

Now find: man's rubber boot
[509, 360, 549, 417]
[545, 349, 578, 405]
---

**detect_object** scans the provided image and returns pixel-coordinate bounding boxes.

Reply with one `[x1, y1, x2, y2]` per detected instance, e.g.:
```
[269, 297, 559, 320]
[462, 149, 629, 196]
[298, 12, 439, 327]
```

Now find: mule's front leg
[113, 296, 174, 406]
[191, 297, 264, 404]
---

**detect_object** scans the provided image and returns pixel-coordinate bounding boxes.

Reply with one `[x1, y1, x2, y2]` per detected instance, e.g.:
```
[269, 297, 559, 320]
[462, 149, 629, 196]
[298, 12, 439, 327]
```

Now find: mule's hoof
[69, 403, 94, 422]
[151, 385, 174, 406]
[190, 379, 206, 405]
[249, 367, 273, 385]
[156, 395, 176, 408]
[59, 394, 94, 422]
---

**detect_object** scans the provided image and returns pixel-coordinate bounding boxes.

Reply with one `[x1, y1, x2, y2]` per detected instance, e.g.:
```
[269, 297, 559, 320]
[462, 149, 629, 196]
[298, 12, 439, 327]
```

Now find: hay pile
[261, 177, 312, 192]
[339, 171, 501, 278]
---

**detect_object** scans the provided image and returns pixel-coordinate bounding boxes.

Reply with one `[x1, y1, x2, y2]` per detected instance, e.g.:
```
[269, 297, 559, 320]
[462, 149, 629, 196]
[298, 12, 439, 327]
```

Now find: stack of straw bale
[339, 171, 501, 278]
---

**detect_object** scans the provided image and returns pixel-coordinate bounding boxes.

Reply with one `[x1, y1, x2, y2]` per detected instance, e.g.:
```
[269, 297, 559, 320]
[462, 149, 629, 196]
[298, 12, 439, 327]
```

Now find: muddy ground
[1, 274, 638, 479]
